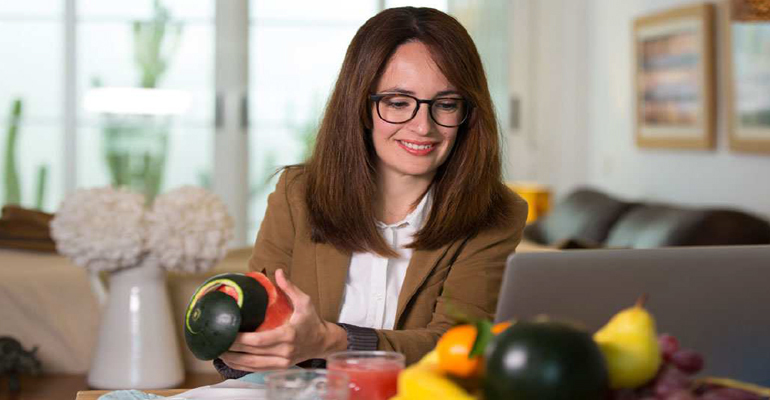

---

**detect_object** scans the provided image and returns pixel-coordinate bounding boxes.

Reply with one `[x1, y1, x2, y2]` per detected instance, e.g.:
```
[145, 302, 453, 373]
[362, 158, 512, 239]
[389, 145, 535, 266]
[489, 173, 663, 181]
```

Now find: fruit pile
[610, 334, 767, 400]
[393, 297, 770, 400]
[395, 318, 609, 400]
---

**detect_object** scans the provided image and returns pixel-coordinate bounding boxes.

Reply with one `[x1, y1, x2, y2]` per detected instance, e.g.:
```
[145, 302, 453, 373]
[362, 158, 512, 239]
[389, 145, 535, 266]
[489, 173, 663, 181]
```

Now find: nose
[406, 103, 432, 136]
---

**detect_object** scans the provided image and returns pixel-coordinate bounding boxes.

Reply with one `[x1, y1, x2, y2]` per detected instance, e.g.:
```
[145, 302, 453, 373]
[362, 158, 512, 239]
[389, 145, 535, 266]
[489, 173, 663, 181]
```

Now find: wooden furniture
[3, 373, 221, 400]
[75, 389, 186, 400]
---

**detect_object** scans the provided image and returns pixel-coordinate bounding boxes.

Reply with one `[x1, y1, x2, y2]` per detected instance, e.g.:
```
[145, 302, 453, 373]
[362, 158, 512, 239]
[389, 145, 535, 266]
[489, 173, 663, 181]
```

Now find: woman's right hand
[219, 269, 347, 371]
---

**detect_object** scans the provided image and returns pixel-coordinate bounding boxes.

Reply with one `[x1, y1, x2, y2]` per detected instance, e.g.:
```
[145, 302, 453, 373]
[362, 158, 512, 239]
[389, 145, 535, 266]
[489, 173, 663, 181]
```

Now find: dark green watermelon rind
[186, 277, 244, 333]
[483, 321, 609, 400]
[221, 274, 269, 331]
[184, 291, 242, 360]
[185, 273, 269, 333]
[183, 273, 270, 360]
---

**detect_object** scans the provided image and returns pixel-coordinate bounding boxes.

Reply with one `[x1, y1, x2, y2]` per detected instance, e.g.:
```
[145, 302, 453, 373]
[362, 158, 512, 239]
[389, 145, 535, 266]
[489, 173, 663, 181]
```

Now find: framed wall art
[725, 0, 770, 153]
[633, 3, 715, 149]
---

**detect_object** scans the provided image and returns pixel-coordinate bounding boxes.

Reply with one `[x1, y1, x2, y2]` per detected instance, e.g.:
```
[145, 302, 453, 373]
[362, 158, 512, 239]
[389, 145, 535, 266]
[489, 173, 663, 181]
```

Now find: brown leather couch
[523, 188, 770, 249]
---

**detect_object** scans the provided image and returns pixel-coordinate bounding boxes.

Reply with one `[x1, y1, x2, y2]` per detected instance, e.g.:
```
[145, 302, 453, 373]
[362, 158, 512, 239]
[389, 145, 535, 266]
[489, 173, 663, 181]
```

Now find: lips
[397, 139, 437, 156]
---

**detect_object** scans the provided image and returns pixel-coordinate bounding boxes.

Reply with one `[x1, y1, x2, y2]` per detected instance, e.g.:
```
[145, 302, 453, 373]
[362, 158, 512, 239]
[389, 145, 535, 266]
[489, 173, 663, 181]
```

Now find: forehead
[376, 41, 454, 94]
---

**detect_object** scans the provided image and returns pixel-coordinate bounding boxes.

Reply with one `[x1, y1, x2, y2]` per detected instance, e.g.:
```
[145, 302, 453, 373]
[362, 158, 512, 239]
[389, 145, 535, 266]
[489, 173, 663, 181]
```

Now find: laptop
[495, 245, 770, 386]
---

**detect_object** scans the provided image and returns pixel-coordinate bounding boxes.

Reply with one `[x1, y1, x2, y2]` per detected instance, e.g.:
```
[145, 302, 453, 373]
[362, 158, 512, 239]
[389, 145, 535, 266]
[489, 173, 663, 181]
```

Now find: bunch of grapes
[609, 334, 765, 400]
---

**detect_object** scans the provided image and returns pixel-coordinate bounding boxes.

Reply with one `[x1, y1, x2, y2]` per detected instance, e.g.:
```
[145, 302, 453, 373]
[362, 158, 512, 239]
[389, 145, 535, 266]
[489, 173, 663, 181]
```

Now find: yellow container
[506, 182, 551, 224]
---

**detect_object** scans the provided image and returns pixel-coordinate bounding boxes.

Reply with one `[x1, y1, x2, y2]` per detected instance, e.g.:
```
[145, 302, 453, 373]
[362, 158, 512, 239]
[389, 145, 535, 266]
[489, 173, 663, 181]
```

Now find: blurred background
[3, 0, 770, 248]
[0, 0, 512, 247]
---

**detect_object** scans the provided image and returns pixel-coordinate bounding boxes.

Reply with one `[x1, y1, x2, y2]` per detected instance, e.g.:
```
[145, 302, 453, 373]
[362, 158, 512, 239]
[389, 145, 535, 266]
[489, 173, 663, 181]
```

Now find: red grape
[670, 349, 705, 374]
[659, 333, 680, 361]
[654, 365, 692, 397]
[665, 389, 697, 400]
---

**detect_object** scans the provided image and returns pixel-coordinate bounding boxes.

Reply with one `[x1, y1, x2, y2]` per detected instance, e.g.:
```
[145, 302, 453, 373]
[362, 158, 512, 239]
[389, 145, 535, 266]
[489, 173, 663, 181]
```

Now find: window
[0, 1, 64, 210]
[77, 0, 216, 202]
[1, 0, 508, 249]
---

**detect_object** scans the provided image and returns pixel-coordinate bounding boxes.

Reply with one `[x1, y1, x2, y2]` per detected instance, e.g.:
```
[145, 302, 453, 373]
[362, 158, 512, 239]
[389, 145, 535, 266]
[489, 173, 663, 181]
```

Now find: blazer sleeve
[374, 198, 528, 365]
[247, 169, 297, 279]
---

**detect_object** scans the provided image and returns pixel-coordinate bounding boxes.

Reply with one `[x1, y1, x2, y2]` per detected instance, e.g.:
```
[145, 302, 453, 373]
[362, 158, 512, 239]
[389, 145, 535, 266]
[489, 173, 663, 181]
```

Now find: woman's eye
[385, 100, 410, 109]
[435, 101, 459, 111]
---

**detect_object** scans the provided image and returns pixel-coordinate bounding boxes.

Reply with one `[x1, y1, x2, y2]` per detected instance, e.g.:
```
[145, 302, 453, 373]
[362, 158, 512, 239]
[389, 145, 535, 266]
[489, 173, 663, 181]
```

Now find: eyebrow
[380, 87, 461, 97]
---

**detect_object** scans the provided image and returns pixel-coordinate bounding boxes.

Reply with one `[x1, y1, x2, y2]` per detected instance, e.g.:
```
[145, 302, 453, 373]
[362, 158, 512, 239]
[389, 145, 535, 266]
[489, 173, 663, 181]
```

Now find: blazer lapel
[315, 242, 351, 322]
[394, 244, 452, 326]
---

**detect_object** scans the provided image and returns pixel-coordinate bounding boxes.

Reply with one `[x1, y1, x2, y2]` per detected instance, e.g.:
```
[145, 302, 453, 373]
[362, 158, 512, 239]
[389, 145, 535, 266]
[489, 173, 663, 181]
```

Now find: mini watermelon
[184, 272, 294, 360]
[245, 272, 293, 331]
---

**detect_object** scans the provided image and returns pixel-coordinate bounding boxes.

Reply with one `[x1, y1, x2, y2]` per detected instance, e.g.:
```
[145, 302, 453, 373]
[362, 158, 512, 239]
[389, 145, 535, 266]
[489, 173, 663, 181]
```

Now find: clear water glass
[265, 369, 349, 400]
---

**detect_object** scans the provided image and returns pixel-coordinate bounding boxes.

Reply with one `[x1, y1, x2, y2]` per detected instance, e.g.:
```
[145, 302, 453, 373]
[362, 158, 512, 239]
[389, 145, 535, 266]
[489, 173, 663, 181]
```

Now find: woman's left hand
[219, 269, 348, 371]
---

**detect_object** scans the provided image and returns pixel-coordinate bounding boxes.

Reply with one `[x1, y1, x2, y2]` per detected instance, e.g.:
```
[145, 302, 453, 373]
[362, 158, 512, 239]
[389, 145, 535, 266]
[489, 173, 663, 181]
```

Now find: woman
[216, 6, 527, 377]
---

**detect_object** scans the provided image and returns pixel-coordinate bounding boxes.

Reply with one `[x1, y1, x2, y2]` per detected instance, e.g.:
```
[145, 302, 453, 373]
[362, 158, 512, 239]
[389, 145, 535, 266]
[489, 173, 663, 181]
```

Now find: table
[75, 389, 186, 400]
[3, 373, 221, 400]
[74, 374, 222, 400]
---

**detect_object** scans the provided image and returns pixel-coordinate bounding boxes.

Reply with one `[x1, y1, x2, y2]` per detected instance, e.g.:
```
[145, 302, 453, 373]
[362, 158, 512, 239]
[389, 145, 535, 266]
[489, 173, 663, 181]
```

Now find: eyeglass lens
[377, 95, 467, 127]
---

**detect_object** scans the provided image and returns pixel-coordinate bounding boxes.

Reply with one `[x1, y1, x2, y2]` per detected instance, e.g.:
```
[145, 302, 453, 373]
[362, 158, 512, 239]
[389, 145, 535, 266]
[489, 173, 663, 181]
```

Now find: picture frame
[725, 0, 770, 153]
[633, 3, 715, 149]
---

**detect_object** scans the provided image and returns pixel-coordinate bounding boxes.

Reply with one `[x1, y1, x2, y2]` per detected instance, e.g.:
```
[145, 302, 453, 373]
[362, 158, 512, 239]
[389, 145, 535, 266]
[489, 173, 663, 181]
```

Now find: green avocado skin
[483, 321, 609, 400]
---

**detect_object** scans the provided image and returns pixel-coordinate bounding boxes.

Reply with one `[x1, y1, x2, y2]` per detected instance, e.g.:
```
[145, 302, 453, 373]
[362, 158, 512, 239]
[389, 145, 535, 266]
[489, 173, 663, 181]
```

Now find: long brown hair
[304, 7, 517, 257]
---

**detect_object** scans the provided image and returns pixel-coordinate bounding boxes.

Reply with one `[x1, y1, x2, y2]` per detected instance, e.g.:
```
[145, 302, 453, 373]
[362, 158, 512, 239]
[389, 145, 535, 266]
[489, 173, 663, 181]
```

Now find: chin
[396, 165, 438, 179]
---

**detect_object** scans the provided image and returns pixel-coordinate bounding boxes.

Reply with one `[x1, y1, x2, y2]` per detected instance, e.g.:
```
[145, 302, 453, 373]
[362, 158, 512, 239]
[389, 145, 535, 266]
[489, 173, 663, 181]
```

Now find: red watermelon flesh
[245, 272, 294, 331]
[216, 285, 239, 301]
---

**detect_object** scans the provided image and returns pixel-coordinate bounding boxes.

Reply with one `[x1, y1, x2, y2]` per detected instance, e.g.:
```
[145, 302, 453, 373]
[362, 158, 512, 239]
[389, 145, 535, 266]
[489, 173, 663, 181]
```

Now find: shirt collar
[377, 188, 433, 230]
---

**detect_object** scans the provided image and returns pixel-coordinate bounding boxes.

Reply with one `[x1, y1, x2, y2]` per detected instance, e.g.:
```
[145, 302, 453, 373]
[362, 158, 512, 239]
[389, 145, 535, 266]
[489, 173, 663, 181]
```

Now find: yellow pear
[395, 350, 475, 400]
[593, 295, 662, 389]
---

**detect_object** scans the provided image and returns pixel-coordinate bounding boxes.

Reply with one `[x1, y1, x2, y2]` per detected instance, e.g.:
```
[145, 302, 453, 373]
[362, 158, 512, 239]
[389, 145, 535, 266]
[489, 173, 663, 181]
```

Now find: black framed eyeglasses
[369, 93, 470, 128]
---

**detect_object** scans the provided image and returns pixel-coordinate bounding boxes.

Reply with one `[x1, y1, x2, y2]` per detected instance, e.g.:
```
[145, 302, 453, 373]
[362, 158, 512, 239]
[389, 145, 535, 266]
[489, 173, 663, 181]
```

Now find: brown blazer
[248, 168, 528, 365]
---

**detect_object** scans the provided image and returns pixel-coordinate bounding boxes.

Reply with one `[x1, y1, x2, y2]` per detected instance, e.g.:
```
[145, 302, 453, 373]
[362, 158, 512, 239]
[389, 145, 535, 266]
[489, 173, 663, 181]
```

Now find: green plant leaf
[469, 319, 494, 358]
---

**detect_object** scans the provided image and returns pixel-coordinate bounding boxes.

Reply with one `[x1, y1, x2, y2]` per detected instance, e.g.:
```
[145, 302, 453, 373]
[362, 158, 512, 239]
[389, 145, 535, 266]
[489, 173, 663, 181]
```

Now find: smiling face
[371, 41, 460, 184]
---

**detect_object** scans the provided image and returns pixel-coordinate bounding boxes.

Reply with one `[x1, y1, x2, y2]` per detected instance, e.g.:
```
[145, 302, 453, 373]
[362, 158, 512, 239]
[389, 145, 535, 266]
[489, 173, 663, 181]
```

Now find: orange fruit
[436, 321, 515, 378]
[492, 321, 513, 335]
[436, 324, 481, 378]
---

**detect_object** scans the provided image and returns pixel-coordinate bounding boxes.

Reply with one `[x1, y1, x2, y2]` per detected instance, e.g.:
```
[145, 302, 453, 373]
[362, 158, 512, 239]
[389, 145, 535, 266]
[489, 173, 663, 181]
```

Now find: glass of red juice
[326, 351, 405, 400]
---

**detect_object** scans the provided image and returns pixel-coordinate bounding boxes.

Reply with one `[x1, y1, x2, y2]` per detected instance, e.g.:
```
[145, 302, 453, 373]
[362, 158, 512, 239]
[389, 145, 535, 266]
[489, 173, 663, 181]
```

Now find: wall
[507, 0, 590, 192]
[511, 0, 770, 219]
[588, 0, 770, 218]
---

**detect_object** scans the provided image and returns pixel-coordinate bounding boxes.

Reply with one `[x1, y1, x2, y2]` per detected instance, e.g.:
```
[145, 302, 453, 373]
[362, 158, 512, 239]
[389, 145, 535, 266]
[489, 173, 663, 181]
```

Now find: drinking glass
[265, 369, 349, 400]
[326, 351, 405, 400]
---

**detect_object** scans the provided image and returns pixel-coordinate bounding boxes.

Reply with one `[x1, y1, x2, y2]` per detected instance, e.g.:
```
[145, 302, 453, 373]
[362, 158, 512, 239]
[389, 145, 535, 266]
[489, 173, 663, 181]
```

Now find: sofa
[523, 187, 770, 249]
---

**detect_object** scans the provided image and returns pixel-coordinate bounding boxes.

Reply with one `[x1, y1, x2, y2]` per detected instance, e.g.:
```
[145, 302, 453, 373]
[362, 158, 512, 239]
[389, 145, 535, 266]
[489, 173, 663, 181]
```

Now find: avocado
[483, 320, 609, 400]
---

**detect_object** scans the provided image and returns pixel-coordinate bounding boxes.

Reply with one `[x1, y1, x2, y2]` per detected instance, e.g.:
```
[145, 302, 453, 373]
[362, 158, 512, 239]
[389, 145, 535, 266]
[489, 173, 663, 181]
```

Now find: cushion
[523, 188, 635, 246]
[604, 205, 706, 248]
[605, 205, 770, 248]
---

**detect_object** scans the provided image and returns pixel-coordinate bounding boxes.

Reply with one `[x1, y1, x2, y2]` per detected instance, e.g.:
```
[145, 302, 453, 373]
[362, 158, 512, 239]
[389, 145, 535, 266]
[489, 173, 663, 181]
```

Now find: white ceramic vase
[87, 256, 184, 389]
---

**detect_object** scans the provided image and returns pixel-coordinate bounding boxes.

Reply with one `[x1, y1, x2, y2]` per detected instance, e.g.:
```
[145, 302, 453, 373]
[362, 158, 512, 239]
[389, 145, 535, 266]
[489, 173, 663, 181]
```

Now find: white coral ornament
[146, 186, 233, 274]
[50, 187, 147, 272]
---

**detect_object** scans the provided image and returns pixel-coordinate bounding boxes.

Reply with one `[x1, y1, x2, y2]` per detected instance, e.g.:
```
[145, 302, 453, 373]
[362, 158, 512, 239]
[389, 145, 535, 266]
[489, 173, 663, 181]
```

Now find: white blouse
[337, 191, 432, 330]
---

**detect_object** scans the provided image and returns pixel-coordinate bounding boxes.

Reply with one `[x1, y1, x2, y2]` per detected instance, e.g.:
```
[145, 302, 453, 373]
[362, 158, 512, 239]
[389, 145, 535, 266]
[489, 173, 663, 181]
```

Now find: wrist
[322, 321, 348, 357]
